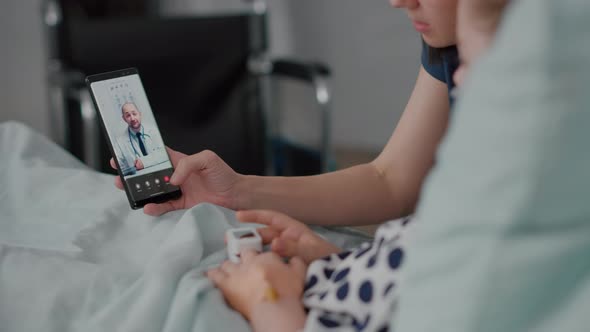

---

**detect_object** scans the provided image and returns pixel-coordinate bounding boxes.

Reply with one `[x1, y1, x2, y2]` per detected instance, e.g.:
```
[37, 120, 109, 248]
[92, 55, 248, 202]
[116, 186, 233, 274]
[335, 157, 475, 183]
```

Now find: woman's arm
[235, 67, 450, 226]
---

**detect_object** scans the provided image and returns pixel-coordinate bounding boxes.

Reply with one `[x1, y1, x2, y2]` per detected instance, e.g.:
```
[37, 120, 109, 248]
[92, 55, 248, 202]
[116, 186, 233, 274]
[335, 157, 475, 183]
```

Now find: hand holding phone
[111, 141, 243, 217]
[86, 68, 182, 209]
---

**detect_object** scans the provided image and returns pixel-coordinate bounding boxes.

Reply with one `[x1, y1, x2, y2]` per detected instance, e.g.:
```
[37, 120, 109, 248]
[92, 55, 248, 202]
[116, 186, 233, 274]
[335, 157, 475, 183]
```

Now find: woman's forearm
[250, 298, 307, 332]
[235, 163, 404, 226]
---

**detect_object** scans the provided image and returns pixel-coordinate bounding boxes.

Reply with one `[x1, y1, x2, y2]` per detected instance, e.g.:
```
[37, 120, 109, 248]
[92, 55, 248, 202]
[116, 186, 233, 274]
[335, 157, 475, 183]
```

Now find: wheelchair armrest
[267, 58, 333, 173]
[268, 58, 331, 83]
[47, 65, 101, 169]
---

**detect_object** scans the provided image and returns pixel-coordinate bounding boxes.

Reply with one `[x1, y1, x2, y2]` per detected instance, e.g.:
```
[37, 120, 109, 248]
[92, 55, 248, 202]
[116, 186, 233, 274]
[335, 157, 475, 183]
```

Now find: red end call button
[164, 176, 170, 183]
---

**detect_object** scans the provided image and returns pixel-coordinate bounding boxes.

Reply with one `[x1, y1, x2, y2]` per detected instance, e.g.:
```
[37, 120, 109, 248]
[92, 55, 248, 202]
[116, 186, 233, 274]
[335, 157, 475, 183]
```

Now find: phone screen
[86, 68, 181, 209]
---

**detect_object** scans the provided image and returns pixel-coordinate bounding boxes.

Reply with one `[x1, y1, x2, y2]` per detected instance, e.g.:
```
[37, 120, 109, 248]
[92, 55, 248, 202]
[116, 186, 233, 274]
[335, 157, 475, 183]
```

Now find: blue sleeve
[421, 42, 446, 83]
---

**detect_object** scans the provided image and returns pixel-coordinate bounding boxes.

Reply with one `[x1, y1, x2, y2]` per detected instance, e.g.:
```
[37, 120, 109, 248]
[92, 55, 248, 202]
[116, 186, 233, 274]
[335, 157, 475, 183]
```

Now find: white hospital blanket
[0, 121, 369, 332]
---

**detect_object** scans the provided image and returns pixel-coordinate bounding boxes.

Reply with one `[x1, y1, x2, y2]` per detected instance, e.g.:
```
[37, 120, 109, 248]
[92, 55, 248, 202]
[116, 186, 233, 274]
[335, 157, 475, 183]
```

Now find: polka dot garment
[302, 217, 412, 332]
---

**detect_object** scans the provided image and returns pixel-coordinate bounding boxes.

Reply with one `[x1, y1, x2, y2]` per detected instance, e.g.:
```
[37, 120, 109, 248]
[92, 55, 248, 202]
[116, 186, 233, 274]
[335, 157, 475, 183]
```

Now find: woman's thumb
[271, 237, 298, 257]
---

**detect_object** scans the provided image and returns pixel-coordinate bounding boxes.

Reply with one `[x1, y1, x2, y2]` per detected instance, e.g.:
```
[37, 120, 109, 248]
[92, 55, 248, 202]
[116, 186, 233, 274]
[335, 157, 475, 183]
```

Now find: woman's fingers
[256, 227, 279, 245]
[169, 150, 217, 186]
[237, 210, 308, 253]
[271, 237, 299, 258]
[143, 202, 176, 216]
[165, 146, 183, 163]
[236, 210, 292, 230]
[114, 176, 124, 190]
[111, 159, 124, 190]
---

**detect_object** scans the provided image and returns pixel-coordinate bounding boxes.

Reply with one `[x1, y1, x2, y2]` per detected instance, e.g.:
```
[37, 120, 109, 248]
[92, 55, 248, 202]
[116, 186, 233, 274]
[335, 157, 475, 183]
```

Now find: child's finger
[288, 256, 307, 280]
[207, 268, 228, 287]
[240, 248, 259, 263]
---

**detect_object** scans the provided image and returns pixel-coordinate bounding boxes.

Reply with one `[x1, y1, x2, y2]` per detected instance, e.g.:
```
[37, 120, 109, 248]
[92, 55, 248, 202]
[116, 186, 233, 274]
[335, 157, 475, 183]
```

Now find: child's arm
[250, 298, 307, 332]
[207, 250, 308, 331]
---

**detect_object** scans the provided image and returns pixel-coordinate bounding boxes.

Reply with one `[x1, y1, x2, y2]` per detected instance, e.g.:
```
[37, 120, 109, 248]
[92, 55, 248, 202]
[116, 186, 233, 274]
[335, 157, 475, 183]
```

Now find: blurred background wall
[0, 0, 420, 158]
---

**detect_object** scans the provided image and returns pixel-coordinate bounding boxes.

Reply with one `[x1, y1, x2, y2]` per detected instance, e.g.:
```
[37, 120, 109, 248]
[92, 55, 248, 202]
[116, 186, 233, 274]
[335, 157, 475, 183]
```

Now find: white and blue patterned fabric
[302, 217, 412, 332]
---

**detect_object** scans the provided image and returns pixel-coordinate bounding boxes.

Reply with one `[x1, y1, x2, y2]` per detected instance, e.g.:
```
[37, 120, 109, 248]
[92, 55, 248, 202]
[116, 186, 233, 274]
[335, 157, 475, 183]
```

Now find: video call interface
[90, 74, 179, 202]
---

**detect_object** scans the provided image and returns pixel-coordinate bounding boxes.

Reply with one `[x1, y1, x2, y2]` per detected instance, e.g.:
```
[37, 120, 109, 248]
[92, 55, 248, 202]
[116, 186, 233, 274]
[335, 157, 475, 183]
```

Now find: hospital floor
[334, 146, 380, 236]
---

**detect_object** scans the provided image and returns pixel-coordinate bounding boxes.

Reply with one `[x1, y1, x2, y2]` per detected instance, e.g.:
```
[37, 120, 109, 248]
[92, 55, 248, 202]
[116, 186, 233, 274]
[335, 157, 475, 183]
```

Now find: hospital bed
[0, 121, 370, 332]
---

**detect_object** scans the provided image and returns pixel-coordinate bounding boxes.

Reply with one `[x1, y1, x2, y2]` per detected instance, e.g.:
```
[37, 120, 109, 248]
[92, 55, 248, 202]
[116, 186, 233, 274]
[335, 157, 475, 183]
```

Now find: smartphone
[86, 68, 182, 209]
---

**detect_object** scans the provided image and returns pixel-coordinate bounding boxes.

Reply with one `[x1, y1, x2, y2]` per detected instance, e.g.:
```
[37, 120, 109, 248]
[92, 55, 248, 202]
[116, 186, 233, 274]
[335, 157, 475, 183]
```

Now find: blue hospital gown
[302, 217, 412, 332]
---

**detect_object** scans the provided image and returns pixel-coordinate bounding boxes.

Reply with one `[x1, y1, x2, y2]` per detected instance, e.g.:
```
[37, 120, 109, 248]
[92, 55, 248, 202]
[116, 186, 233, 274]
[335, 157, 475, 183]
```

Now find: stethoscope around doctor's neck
[128, 127, 152, 157]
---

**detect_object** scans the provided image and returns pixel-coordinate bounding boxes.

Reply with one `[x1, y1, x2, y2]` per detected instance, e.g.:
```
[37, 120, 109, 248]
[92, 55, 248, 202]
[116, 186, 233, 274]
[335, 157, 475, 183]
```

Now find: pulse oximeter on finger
[226, 228, 263, 263]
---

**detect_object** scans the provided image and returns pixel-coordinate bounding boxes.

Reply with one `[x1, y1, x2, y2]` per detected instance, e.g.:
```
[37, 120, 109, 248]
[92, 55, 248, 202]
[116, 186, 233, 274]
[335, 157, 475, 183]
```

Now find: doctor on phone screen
[115, 102, 167, 175]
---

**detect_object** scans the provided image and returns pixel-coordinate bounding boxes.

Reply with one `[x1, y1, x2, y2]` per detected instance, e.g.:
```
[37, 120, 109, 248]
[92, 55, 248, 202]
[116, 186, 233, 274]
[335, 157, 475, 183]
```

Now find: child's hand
[207, 250, 307, 321]
[236, 210, 342, 264]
